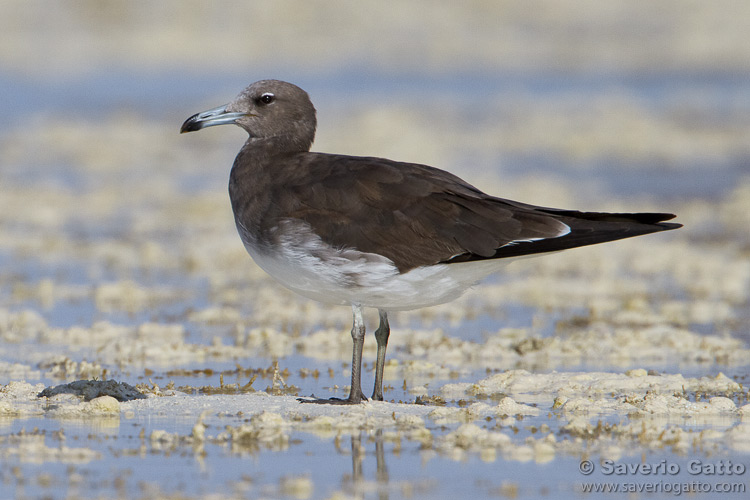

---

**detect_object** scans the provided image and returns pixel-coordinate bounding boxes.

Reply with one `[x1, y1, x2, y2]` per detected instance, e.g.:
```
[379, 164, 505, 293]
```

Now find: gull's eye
[258, 92, 275, 105]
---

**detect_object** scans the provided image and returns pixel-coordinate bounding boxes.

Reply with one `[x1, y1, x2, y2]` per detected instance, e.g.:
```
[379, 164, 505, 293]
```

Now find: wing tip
[656, 221, 682, 231]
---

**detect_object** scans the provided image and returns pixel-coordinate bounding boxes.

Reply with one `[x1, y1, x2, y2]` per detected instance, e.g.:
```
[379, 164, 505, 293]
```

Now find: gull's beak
[180, 104, 253, 133]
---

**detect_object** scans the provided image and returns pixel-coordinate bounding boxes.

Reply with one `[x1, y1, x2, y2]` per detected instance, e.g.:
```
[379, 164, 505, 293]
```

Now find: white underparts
[239, 218, 559, 311]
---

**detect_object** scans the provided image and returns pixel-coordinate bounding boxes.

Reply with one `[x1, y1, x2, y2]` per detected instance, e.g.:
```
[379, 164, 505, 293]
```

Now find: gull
[181, 80, 681, 404]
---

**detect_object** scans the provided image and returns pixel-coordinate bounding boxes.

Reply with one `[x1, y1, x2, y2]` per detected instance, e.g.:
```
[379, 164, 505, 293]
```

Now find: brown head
[181, 79, 317, 153]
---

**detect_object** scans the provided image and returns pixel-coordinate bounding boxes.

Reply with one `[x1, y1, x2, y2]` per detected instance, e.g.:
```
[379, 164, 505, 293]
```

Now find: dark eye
[258, 93, 275, 105]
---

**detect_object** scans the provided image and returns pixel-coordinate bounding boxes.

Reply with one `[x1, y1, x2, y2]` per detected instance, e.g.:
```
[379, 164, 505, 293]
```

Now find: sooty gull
[181, 79, 681, 404]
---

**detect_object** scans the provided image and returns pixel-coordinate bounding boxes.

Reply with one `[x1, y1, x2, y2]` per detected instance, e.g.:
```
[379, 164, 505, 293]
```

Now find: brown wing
[271, 153, 681, 272]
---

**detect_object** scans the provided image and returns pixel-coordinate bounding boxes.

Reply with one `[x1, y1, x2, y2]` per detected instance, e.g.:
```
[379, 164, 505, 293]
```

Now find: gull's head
[181, 79, 317, 152]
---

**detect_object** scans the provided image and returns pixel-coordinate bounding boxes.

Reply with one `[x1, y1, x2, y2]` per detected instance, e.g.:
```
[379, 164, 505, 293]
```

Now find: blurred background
[2, 0, 749, 200]
[2, 0, 749, 380]
[1, 0, 749, 371]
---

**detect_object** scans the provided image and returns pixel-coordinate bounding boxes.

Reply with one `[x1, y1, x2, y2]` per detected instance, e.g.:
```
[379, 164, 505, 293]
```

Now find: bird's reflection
[336, 429, 389, 500]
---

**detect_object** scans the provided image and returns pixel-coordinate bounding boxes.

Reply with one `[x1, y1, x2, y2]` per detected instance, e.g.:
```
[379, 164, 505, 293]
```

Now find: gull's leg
[371, 309, 390, 401]
[346, 303, 367, 403]
[299, 303, 366, 405]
